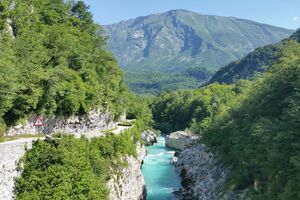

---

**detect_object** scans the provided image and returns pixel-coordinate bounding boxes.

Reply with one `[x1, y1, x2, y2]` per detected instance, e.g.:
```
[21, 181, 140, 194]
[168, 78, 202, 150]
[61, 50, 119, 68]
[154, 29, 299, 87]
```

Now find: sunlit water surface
[142, 136, 181, 200]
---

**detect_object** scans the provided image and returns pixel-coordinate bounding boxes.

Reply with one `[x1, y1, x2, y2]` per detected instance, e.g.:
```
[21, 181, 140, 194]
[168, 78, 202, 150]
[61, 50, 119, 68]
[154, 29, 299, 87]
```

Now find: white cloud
[293, 16, 299, 21]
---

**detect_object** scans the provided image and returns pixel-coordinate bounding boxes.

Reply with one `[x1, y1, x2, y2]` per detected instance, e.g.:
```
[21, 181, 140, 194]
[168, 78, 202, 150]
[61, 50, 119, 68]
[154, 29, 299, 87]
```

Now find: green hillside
[0, 0, 128, 132]
[151, 41, 300, 199]
[0, 1, 152, 199]
[209, 29, 300, 84]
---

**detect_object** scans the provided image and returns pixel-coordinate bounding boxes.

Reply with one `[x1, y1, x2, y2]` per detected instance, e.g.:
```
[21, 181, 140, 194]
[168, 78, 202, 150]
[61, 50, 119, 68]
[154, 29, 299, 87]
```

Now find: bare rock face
[0, 139, 147, 200]
[141, 130, 157, 146]
[0, 138, 36, 200]
[165, 131, 199, 150]
[104, 10, 292, 72]
[174, 144, 249, 200]
[107, 143, 147, 200]
[6, 110, 116, 138]
[175, 144, 228, 200]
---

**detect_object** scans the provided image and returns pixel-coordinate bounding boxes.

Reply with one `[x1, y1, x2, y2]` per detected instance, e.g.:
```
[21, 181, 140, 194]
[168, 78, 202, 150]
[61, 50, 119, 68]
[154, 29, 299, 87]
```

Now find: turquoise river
[142, 136, 181, 200]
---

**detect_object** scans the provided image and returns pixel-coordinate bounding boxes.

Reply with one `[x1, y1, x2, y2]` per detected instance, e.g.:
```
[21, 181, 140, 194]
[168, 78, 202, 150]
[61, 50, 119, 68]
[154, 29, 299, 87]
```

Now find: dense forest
[126, 67, 212, 95]
[0, 0, 152, 199]
[0, 0, 130, 135]
[151, 81, 249, 133]
[203, 42, 300, 199]
[1, 0, 299, 199]
[152, 41, 300, 199]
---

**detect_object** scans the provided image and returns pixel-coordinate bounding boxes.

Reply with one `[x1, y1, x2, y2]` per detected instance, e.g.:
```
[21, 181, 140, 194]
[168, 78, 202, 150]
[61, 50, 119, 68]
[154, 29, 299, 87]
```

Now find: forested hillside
[152, 41, 300, 199]
[0, 0, 128, 134]
[203, 42, 300, 199]
[126, 67, 212, 94]
[151, 82, 247, 133]
[0, 1, 153, 199]
[209, 28, 300, 84]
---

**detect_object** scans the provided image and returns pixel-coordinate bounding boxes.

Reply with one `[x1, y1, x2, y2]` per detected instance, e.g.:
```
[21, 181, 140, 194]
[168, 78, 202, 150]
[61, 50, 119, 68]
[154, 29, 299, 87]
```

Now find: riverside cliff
[0, 112, 148, 200]
[175, 144, 248, 200]
[107, 144, 146, 200]
[175, 144, 227, 200]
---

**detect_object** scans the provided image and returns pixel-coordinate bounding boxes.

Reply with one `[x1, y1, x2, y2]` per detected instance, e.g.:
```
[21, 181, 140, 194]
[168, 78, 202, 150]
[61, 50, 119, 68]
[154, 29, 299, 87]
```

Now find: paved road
[0, 120, 135, 144]
[0, 137, 44, 146]
[112, 124, 134, 135]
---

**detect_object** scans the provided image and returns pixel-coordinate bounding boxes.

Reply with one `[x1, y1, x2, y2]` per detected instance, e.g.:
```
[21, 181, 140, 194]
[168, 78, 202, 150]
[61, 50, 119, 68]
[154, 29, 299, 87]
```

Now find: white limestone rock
[165, 131, 199, 150]
[6, 110, 116, 139]
[141, 130, 157, 146]
[0, 138, 36, 200]
[107, 143, 146, 200]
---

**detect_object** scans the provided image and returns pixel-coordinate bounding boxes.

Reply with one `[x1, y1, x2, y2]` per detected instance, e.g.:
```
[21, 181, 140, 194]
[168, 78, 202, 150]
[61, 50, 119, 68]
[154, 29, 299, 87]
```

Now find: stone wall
[6, 110, 116, 139]
[0, 138, 37, 200]
[107, 143, 146, 200]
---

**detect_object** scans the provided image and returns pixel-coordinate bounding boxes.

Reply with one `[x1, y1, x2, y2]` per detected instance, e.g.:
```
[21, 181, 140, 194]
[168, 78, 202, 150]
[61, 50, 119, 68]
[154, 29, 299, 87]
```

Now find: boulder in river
[165, 131, 199, 150]
[170, 157, 178, 165]
[141, 130, 157, 146]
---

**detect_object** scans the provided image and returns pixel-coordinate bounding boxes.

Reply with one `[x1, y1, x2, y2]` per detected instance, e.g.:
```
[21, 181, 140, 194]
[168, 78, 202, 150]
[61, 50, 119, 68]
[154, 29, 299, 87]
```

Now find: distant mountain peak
[103, 11, 294, 94]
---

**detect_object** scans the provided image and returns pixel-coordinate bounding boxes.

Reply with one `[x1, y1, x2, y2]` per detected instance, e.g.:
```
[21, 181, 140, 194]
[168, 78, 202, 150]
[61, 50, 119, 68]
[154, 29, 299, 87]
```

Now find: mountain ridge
[208, 28, 300, 84]
[103, 9, 294, 94]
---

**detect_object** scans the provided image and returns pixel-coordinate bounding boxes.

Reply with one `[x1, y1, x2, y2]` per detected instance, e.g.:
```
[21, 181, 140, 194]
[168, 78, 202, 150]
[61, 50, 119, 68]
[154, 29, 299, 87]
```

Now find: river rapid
[142, 136, 181, 200]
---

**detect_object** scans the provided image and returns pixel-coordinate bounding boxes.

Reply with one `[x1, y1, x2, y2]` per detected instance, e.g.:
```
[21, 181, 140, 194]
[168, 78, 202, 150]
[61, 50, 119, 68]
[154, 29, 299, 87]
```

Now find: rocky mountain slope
[103, 10, 293, 94]
[104, 9, 292, 72]
[208, 28, 300, 84]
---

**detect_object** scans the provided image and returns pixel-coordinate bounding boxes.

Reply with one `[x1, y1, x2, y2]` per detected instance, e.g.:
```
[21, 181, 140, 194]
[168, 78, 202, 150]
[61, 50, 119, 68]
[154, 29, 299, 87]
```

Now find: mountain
[103, 10, 293, 94]
[209, 28, 300, 84]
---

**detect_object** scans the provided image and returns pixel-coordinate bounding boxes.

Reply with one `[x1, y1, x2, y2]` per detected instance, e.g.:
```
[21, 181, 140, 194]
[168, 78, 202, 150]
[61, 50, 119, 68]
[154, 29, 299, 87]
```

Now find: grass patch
[101, 127, 118, 134]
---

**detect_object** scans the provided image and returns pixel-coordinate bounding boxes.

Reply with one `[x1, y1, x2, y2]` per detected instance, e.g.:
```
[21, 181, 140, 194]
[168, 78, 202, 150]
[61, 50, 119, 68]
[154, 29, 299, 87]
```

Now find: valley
[0, 1, 299, 200]
[104, 9, 293, 94]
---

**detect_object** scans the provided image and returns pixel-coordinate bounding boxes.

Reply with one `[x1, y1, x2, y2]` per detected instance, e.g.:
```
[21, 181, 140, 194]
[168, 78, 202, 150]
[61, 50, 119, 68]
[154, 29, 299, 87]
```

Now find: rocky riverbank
[141, 130, 157, 146]
[107, 143, 147, 200]
[165, 131, 199, 150]
[0, 110, 149, 200]
[0, 137, 147, 200]
[174, 144, 227, 200]
[174, 144, 248, 200]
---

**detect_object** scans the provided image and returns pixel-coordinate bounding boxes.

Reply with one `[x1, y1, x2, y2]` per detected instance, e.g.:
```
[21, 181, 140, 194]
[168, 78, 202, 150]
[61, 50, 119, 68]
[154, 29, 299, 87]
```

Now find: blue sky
[83, 0, 300, 29]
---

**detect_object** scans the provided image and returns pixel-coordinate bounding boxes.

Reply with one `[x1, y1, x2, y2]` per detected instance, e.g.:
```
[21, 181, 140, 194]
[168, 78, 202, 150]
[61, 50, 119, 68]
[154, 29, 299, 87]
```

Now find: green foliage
[0, 0, 127, 127]
[124, 93, 153, 126]
[151, 42, 300, 199]
[203, 42, 300, 199]
[151, 83, 243, 133]
[125, 67, 212, 95]
[15, 136, 109, 200]
[15, 122, 145, 199]
[209, 29, 300, 84]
